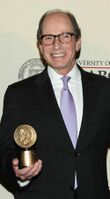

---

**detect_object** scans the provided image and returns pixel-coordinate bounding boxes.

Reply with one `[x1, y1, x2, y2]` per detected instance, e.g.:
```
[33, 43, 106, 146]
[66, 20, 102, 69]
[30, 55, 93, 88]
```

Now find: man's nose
[53, 36, 61, 49]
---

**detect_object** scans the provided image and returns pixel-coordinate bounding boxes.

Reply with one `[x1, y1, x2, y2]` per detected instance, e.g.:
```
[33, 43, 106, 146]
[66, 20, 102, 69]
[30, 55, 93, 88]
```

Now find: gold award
[14, 124, 37, 168]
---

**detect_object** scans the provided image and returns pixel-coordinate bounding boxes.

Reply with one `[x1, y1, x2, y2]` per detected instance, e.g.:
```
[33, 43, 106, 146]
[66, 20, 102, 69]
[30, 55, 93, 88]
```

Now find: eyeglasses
[39, 32, 77, 46]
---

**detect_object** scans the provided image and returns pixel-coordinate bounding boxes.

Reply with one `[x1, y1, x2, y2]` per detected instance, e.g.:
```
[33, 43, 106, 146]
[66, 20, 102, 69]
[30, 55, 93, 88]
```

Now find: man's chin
[50, 64, 66, 69]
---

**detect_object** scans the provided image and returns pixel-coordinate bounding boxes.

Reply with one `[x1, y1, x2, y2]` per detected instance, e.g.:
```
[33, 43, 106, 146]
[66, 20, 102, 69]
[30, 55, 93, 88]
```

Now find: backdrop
[0, 0, 110, 198]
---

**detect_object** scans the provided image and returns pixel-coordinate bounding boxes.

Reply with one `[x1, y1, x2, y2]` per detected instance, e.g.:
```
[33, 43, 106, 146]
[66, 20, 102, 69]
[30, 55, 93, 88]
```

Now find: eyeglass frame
[39, 32, 77, 46]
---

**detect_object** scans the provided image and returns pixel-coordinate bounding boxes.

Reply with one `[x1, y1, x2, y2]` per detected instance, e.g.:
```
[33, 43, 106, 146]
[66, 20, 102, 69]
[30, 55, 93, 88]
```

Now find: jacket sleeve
[0, 86, 22, 192]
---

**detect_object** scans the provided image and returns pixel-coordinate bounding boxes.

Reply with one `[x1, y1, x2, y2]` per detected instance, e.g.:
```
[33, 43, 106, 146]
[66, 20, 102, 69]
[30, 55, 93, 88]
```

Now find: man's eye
[63, 33, 70, 38]
[45, 36, 53, 40]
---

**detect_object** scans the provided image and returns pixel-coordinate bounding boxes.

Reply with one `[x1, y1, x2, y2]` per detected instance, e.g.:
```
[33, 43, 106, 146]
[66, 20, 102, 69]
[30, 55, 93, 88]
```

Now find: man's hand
[12, 158, 42, 181]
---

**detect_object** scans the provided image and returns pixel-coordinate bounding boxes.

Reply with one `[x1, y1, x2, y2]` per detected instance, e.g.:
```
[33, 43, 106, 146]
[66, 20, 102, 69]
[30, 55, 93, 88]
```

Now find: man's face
[38, 12, 81, 75]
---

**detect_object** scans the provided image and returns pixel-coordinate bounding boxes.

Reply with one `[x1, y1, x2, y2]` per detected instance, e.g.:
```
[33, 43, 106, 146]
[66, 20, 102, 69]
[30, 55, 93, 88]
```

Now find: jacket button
[74, 151, 80, 157]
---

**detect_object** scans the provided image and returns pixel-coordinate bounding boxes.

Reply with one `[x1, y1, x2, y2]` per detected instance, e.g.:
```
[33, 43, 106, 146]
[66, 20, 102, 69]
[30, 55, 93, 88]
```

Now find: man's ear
[36, 42, 47, 66]
[36, 42, 43, 59]
[76, 37, 81, 52]
[36, 41, 42, 53]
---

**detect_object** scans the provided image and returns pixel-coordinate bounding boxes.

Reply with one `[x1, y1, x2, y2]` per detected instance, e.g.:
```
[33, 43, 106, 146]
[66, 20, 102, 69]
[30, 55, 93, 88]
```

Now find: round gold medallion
[14, 124, 37, 148]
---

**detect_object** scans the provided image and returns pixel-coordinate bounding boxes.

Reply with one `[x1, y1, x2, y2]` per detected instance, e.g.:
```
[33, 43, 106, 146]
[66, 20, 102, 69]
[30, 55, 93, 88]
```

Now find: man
[0, 9, 110, 199]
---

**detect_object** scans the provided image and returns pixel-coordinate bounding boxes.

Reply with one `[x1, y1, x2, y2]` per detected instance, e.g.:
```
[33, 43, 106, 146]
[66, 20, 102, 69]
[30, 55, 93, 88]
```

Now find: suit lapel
[33, 68, 74, 153]
[76, 68, 99, 151]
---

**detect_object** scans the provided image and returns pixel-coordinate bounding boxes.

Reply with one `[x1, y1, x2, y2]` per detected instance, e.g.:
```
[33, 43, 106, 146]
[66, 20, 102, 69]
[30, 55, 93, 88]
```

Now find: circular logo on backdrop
[18, 58, 45, 80]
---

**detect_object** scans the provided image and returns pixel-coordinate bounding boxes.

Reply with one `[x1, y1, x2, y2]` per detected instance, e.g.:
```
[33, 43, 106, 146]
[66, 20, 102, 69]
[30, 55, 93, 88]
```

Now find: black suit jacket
[0, 65, 110, 199]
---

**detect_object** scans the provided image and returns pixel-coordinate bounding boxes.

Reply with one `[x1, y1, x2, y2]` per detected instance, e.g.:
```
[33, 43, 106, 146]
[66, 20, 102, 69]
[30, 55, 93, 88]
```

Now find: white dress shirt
[48, 64, 83, 136]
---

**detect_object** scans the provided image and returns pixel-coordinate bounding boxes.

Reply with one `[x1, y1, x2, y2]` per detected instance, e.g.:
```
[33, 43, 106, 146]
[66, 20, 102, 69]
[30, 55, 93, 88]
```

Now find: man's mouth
[51, 52, 66, 58]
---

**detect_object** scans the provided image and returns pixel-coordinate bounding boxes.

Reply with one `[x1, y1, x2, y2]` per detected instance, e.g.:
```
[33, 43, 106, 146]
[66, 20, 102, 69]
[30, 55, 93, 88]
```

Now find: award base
[19, 150, 37, 168]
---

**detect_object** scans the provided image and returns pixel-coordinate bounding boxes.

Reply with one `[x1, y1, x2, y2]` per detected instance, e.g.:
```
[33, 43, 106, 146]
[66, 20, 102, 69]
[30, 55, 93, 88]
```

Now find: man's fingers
[12, 158, 20, 177]
[12, 158, 19, 166]
[12, 159, 43, 180]
[32, 160, 42, 176]
[22, 160, 43, 180]
[18, 165, 34, 179]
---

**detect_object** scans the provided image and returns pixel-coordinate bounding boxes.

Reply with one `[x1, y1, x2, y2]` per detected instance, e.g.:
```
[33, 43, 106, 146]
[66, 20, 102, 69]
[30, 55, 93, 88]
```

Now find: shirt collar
[48, 64, 81, 86]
